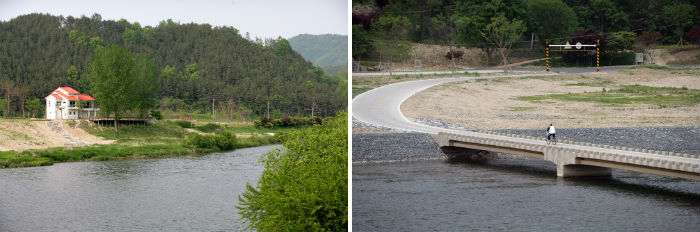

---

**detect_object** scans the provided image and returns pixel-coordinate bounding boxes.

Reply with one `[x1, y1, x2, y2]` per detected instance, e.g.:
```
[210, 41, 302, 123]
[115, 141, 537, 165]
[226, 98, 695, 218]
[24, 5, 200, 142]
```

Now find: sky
[0, 0, 348, 39]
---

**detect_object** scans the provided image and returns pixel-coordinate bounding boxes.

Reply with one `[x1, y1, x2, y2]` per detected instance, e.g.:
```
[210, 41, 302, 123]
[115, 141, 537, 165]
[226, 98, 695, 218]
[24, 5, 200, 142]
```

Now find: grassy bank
[0, 119, 281, 168]
[517, 85, 699, 108]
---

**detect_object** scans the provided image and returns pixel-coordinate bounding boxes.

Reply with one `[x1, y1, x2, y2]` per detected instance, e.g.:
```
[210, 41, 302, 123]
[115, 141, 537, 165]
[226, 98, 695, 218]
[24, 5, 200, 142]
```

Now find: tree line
[353, 0, 700, 67]
[0, 13, 347, 119]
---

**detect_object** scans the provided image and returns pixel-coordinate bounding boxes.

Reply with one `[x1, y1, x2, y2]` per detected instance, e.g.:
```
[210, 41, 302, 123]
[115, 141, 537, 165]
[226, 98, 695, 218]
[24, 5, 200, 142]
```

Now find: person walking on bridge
[546, 123, 556, 141]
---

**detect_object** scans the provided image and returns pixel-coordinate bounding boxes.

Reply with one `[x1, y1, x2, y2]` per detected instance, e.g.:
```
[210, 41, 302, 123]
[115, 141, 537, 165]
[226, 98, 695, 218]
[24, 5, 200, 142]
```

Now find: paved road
[352, 72, 558, 134]
[352, 66, 628, 77]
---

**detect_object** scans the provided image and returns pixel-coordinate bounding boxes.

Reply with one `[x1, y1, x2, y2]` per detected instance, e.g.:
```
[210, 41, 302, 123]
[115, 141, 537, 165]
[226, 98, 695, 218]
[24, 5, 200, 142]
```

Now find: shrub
[196, 123, 221, 132]
[150, 110, 163, 120]
[238, 111, 348, 231]
[183, 133, 217, 150]
[214, 130, 237, 150]
[175, 120, 194, 128]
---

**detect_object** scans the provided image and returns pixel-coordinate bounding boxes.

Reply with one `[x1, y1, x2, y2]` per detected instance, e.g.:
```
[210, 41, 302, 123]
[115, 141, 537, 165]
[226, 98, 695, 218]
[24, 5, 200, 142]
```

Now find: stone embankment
[46, 121, 88, 146]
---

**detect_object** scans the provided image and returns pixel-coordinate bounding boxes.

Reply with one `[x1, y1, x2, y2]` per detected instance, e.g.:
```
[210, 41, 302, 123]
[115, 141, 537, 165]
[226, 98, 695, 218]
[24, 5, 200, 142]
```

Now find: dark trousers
[548, 133, 556, 140]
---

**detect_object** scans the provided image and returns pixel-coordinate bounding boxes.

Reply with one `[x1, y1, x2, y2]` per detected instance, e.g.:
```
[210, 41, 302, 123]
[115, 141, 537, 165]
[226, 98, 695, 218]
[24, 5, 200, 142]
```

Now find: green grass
[0, 118, 285, 169]
[0, 134, 278, 168]
[517, 85, 700, 107]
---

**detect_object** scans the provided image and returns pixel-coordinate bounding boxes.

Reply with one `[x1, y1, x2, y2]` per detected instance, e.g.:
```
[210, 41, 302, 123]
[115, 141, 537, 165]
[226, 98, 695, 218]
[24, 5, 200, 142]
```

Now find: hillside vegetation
[288, 34, 348, 72]
[0, 13, 346, 119]
[353, 0, 700, 67]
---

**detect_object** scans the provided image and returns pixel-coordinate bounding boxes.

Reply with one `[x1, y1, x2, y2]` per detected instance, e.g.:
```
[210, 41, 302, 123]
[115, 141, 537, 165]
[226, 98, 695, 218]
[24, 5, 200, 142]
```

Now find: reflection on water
[0, 145, 280, 232]
[353, 156, 700, 231]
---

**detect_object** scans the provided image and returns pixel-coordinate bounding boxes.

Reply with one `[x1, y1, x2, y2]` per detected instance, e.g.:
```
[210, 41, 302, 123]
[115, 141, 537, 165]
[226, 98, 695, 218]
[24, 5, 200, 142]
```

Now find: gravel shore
[353, 120, 699, 162]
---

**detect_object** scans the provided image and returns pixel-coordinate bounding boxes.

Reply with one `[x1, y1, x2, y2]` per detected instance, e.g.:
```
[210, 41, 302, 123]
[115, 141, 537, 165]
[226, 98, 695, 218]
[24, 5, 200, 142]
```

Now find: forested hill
[0, 13, 346, 118]
[288, 34, 348, 70]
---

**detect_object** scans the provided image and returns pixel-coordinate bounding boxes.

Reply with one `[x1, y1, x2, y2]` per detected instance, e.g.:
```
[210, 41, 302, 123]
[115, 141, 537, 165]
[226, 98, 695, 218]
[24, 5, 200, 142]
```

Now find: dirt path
[0, 120, 112, 151]
[401, 67, 700, 130]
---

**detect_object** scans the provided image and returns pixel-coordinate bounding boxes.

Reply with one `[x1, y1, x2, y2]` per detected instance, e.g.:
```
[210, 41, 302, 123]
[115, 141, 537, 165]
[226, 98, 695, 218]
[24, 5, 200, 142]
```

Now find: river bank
[0, 119, 280, 168]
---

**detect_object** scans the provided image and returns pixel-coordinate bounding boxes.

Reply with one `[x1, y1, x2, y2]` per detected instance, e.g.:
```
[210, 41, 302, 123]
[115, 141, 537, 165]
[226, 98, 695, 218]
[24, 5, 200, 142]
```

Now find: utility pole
[266, 101, 270, 118]
[212, 98, 215, 119]
[530, 33, 534, 49]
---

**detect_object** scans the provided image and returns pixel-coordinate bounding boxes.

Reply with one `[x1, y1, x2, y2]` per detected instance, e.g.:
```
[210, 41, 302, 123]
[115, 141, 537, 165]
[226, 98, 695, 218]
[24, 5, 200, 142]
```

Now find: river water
[353, 156, 700, 231]
[0, 145, 280, 232]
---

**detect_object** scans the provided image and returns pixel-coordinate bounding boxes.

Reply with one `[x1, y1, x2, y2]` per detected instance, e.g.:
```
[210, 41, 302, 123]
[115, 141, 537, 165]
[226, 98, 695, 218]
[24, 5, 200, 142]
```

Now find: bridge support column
[558, 164, 612, 178]
[544, 150, 611, 178]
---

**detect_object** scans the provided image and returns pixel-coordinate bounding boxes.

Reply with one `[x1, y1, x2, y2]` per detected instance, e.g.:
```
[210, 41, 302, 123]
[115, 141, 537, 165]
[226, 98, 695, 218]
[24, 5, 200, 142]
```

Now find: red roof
[58, 87, 80, 94]
[55, 91, 79, 100]
[45, 94, 61, 100]
[78, 95, 95, 100]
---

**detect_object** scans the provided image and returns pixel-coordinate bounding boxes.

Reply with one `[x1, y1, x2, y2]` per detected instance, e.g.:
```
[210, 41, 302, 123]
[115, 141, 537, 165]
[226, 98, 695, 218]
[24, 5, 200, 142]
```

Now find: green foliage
[526, 0, 577, 42]
[662, 3, 698, 45]
[89, 45, 159, 128]
[150, 110, 162, 120]
[273, 38, 292, 57]
[0, 13, 346, 119]
[351, 25, 372, 59]
[238, 111, 347, 231]
[24, 98, 42, 118]
[185, 63, 199, 81]
[607, 31, 636, 53]
[175, 120, 194, 128]
[517, 85, 700, 107]
[195, 123, 221, 132]
[183, 129, 239, 151]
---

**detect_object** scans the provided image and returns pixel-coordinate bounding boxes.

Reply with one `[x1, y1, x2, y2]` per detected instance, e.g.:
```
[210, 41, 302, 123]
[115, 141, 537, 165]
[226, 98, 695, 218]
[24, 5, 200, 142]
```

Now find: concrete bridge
[437, 131, 700, 180]
[353, 70, 700, 180]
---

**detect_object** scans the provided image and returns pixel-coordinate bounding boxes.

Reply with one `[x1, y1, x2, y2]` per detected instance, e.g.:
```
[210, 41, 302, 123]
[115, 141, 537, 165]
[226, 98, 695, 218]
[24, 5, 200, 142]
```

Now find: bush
[214, 130, 237, 150]
[196, 123, 221, 132]
[183, 133, 217, 150]
[238, 111, 348, 231]
[175, 120, 194, 128]
[150, 110, 163, 120]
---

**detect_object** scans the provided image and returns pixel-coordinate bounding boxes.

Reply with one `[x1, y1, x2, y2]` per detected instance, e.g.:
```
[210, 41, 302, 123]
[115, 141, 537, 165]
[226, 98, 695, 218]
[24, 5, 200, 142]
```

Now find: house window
[70, 101, 75, 107]
[56, 101, 61, 107]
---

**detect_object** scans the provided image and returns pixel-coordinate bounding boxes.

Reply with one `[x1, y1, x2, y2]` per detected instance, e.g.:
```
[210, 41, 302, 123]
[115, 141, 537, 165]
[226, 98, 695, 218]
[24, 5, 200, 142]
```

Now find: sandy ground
[0, 120, 112, 151]
[401, 67, 700, 130]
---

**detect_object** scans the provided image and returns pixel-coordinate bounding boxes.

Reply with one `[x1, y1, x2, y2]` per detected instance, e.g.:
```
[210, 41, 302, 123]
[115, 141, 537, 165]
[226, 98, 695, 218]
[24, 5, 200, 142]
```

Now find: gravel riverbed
[353, 120, 700, 162]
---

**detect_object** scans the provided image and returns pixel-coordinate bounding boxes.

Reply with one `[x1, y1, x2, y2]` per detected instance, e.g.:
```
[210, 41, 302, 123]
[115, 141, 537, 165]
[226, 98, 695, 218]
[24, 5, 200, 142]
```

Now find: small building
[45, 87, 99, 119]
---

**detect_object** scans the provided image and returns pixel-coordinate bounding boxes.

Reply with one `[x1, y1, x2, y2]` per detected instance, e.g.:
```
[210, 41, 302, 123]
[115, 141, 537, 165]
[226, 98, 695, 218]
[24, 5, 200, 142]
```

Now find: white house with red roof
[45, 87, 99, 119]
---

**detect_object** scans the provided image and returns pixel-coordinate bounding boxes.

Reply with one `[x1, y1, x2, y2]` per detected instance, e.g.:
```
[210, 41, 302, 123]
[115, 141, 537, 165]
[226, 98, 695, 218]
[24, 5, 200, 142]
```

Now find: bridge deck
[437, 131, 700, 180]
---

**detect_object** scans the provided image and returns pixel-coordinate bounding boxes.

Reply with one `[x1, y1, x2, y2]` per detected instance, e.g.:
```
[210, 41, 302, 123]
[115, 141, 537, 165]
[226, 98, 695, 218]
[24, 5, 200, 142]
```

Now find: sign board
[414, 60, 422, 71]
[635, 53, 644, 64]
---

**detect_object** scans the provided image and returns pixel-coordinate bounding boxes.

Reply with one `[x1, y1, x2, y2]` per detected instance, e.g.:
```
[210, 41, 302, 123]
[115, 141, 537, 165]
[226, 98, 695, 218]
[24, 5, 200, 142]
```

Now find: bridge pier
[544, 149, 612, 178]
[558, 164, 612, 178]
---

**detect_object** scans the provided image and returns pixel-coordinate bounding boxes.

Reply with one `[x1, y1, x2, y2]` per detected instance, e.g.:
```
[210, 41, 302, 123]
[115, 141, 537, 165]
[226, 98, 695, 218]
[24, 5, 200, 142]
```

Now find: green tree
[589, 0, 629, 32]
[482, 15, 526, 72]
[527, 0, 578, 43]
[662, 3, 698, 45]
[373, 15, 410, 76]
[608, 31, 635, 53]
[273, 37, 292, 57]
[185, 63, 199, 80]
[351, 25, 372, 70]
[89, 45, 157, 130]
[132, 55, 160, 116]
[238, 111, 348, 231]
[455, 0, 525, 66]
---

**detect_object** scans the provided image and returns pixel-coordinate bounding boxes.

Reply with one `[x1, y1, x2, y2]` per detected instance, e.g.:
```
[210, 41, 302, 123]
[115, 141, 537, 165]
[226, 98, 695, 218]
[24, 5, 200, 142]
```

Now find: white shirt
[548, 126, 556, 134]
